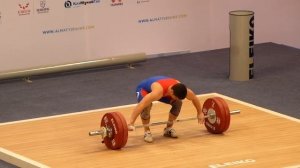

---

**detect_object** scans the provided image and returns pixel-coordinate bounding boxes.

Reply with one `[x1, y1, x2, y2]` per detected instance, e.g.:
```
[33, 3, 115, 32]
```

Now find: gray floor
[0, 42, 299, 167]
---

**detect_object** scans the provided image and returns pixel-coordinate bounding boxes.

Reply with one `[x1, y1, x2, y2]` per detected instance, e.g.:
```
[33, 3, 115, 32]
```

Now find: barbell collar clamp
[89, 127, 107, 137]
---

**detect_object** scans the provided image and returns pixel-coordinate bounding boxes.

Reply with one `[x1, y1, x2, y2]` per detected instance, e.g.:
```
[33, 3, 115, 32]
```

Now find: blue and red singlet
[136, 76, 179, 104]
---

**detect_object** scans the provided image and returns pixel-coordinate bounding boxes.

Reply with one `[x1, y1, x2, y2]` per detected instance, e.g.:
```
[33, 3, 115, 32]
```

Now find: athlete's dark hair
[171, 83, 187, 100]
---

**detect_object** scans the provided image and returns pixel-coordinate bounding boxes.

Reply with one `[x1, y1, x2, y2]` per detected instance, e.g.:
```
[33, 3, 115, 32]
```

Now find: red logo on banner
[111, 0, 123, 6]
[19, 3, 29, 10]
[18, 3, 31, 16]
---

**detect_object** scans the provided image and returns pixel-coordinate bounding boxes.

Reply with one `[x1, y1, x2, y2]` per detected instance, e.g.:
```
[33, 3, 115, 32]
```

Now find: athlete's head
[171, 83, 187, 100]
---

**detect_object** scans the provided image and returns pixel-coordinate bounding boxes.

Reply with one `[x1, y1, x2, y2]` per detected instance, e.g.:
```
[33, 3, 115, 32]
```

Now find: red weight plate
[213, 97, 227, 133]
[101, 113, 118, 149]
[101, 112, 128, 150]
[202, 97, 227, 134]
[100, 112, 128, 150]
[212, 97, 230, 133]
[214, 97, 231, 133]
[114, 111, 128, 148]
[110, 112, 128, 149]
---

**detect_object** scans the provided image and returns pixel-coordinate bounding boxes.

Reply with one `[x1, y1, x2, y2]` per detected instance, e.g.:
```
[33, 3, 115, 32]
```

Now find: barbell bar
[88, 97, 241, 150]
[89, 110, 240, 136]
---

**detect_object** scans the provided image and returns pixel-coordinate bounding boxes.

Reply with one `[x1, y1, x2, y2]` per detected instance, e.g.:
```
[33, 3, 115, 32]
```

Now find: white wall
[0, 0, 299, 73]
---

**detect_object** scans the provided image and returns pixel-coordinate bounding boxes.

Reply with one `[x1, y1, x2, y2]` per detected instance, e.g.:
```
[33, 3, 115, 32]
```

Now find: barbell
[89, 97, 240, 150]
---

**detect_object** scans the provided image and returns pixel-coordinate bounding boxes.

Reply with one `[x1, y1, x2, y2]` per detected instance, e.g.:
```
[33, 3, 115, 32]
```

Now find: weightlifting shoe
[144, 131, 153, 143]
[163, 127, 178, 138]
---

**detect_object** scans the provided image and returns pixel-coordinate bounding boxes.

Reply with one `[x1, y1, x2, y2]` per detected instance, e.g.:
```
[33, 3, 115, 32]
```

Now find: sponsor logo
[137, 0, 150, 4]
[36, 0, 50, 14]
[18, 2, 31, 16]
[65, 1, 72, 8]
[209, 159, 256, 168]
[64, 0, 100, 8]
[111, 0, 123, 6]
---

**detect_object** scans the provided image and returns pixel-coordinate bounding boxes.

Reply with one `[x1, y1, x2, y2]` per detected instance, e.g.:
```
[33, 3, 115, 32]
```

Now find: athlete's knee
[170, 100, 182, 117]
[140, 103, 153, 120]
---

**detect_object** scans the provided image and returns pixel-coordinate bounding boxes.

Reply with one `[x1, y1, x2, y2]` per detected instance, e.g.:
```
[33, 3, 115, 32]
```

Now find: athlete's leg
[164, 100, 182, 138]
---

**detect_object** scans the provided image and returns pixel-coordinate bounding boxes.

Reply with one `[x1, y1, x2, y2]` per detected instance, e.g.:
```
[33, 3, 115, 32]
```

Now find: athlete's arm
[186, 89, 205, 124]
[128, 82, 163, 126]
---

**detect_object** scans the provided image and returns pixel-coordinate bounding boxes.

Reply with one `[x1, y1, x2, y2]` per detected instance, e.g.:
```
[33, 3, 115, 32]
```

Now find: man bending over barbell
[128, 76, 205, 143]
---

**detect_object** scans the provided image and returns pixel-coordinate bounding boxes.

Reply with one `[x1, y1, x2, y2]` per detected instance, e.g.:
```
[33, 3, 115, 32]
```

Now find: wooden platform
[1, 93, 299, 168]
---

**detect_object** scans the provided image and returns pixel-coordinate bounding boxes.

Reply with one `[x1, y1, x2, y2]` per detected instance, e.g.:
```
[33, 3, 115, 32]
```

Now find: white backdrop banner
[1, 0, 299, 73]
[0, 0, 205, 72]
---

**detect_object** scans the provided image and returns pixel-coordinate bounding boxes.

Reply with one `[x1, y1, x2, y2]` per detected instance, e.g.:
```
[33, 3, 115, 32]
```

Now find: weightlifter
[128, 76, 205, 143]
